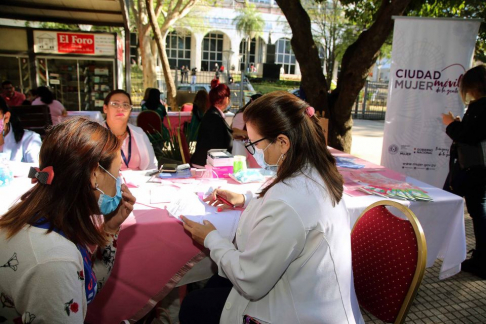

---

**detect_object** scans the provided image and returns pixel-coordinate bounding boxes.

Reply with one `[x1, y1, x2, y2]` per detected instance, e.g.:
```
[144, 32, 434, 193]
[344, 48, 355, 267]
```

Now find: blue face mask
[253, 143, 283, 172]
[96, 164, 122, 215]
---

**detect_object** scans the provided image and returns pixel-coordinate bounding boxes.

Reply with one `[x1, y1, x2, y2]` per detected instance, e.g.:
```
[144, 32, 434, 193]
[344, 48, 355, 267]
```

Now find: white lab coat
[127, 123, 157, 170]
[0, 128, 41, 163]
[204, 167, 364, 324]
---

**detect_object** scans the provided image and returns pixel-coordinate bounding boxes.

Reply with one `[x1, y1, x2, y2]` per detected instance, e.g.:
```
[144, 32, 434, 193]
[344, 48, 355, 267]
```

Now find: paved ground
[351, 119, 486, 324]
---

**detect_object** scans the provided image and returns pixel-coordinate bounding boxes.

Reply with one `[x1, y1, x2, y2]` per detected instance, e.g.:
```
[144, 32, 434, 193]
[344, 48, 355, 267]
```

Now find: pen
[216, 194, 235, 209]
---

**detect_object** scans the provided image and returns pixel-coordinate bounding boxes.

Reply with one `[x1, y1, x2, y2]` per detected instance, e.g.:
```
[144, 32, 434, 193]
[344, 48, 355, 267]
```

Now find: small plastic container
[0, 153, 13, 187]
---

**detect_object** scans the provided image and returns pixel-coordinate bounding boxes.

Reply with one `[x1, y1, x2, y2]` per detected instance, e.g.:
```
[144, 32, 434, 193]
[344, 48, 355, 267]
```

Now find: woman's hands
[442, 111, 461, 126]
[103, 184, 136, 234]
[180, 217, 216, 246]
[204, 188, 245, 210]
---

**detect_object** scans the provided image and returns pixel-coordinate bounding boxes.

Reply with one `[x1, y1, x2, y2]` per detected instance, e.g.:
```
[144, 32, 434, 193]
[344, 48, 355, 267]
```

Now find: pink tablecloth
[86, 205, 207, 324]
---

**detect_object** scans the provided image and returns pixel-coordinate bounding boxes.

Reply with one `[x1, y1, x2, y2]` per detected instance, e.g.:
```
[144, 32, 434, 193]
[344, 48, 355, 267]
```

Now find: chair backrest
[177, 126, 191, 164]
[181, 103, 193, 112]
[11, 105, 52, 137]
[137, 110, 162, 134]
[351, 200, 427, 324]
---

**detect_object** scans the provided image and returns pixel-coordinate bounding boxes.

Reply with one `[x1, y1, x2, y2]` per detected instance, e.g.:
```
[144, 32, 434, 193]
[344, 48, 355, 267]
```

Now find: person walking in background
[442, 64, 486, 279]
[191, 67, 197, 84]
[32, 86, 67, 125]
[0, 97, 41, 163]
[0, 117, 136, 323]
[141, 88, 167, 122]
[183, 66, 189, 83]
[1, 81, 25, 107]
[181, 65, 186, 83]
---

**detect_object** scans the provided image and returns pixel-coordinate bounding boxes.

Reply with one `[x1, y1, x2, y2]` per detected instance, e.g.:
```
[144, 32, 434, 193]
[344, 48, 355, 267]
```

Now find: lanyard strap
[105, 123, 131, 167]
[121, 127, 132, 167]
[32, 218, 98, 304]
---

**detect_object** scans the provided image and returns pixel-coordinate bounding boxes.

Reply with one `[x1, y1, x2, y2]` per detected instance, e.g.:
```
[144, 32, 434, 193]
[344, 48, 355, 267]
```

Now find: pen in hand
[216, 194, 235, 209]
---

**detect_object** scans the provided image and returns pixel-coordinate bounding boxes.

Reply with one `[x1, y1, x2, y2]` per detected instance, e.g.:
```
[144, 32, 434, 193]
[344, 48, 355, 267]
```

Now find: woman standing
[180, 92, 364, 324]
[0, 117, 136, 323]
[443, 64, 486, 278]
[32, 86, 67, 125]
[103, 90, 157, 170]
[0, 97, 41, 163]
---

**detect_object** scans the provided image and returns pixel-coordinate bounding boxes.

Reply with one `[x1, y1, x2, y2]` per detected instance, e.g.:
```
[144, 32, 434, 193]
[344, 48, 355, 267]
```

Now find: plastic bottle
[0, 153, 13, 187]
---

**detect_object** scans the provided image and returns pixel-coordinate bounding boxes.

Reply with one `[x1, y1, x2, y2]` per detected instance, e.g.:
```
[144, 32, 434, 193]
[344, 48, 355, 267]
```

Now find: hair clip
[305, 106, 315, 117]
[28, 166, 55, 185]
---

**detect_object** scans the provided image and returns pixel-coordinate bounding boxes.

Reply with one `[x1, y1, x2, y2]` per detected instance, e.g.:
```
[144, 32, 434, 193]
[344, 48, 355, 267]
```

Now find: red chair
[351, 200, 427, 324]
[181, 103, 193, 112]
[136, 110, 162, 134]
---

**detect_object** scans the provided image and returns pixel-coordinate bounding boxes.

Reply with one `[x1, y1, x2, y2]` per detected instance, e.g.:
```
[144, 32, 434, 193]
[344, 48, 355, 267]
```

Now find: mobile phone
[216, 194, 234, 208]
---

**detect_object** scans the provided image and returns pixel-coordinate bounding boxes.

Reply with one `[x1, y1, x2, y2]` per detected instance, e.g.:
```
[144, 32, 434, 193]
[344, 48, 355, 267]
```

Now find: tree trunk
[138, 23, 157, 91]
[275, 0, 329, 118]
[276, 0, 412, 152]
[159, 35, 178, 110]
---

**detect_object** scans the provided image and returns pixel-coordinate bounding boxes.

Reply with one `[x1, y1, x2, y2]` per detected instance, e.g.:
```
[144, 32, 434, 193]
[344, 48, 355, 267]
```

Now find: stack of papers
[167, 189, 241, 240]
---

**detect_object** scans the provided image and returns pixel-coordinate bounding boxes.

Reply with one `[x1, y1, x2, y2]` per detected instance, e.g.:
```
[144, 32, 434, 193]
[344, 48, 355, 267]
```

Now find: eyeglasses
[109, 101, 132, 111]
[244, 137, 267, 155]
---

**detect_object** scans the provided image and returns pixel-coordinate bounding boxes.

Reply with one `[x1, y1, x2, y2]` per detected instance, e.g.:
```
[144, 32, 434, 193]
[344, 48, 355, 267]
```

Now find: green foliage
[233, 1, 265, 39]
[340, 0, 486, 62]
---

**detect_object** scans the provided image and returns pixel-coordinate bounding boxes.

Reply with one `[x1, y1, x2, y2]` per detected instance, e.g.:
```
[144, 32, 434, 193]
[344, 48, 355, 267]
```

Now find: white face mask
[253, 142, 283, 171]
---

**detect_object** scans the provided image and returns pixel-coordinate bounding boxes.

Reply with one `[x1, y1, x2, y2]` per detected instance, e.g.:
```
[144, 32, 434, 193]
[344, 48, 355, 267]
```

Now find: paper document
[167, 189, 241, 241]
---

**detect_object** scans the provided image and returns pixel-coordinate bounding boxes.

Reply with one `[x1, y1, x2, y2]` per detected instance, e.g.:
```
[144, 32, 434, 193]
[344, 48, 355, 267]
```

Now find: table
[2, 150, 466, 323]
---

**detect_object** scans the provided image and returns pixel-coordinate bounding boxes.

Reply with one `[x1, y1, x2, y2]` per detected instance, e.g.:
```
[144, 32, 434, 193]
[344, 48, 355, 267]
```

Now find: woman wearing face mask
[442, 64, 486, 278]
[179, 92, 364, 324]
[190, 79, 246, 167]
[0, 117, 136, 323]
[103, 90, 157, 170]
[0, 97, 41, 163]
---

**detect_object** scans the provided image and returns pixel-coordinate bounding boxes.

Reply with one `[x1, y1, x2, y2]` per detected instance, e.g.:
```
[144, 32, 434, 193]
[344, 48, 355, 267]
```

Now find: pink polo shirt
[32, 98, 65, 125]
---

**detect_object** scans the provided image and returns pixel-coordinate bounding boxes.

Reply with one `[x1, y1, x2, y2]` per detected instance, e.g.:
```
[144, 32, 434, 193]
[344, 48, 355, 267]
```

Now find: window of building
[166, 31, 191, 70]
[202, 32, 223, 72]
[275, 38, 296, 74]
[239, 38, 256, 71]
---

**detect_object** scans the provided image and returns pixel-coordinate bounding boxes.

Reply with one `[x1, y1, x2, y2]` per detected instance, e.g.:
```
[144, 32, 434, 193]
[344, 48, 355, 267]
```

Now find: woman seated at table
[190, 79, 246, 167]
[186, 89, 209, 141]
[32, 86, 67, 125]
[103, 89, 157, 170]
[0, 97, 41, 163]
[0, 117, 136, 323]
[141, 88, 167, 122]
[180, 92, 364, 324]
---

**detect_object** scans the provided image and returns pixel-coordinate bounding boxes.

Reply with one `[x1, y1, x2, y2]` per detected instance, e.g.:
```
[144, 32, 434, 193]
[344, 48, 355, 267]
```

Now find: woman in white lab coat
[180, 91, 364, 324]
[0, 97, 41, 163]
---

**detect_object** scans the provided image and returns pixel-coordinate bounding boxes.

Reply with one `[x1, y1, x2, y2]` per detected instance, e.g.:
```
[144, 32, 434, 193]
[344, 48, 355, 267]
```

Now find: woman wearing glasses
[180, 92, 363, 324]
[103, 90, 157, 170]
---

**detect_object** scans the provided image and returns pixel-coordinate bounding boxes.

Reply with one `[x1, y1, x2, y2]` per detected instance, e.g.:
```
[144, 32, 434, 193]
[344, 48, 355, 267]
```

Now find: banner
[381, 17, 481, 188]
[33, 30, 115, 56]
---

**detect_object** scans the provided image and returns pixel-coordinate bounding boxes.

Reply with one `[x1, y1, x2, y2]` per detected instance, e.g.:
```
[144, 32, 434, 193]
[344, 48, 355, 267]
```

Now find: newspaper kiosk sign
[34, 30, 115, 56]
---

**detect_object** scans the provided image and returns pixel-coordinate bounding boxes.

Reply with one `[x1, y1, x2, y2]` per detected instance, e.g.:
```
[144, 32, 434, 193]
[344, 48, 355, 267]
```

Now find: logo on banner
[393, 64, 465, 96]
[388, 144, 399, 155]
[57, 33, 95, 54]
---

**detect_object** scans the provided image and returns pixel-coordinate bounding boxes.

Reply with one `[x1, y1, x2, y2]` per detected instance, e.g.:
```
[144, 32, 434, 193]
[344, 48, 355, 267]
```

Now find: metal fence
[352, 81, 389, 120]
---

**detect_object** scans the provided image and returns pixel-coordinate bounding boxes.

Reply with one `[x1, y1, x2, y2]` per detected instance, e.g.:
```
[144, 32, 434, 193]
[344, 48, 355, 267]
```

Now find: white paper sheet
[167, 189, 241, 241]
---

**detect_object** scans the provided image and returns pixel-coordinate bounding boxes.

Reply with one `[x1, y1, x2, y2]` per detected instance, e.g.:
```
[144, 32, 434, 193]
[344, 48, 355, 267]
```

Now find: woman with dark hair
[186, 89, 209, 141]
[104, 89, 157, 170]
[0, 97, 41, 163]
[0, 117, 136, 323]
[32, 86, 67, 125]
[442, 64, 486, 278]
[180, 91, 364, 324]
[190, 79, 245, 166]
[141, 88, 167, 121]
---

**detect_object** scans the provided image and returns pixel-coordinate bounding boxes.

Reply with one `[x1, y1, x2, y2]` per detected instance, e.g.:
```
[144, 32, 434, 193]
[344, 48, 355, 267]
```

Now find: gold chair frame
[352, 200, 427, 324]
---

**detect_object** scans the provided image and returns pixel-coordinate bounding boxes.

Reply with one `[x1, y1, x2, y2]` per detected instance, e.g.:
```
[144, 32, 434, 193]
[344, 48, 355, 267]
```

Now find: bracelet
[240, 193, 246, 207]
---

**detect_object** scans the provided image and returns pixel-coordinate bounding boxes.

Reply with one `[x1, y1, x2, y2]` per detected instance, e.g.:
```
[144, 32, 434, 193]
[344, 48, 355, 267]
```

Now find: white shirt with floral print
[0, 225, 118, 323]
